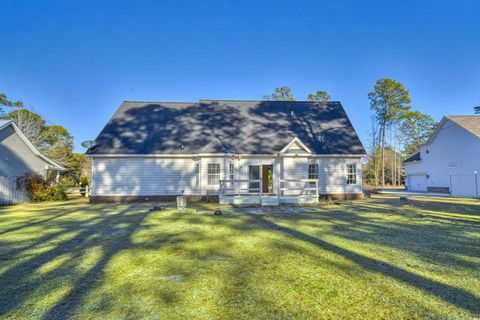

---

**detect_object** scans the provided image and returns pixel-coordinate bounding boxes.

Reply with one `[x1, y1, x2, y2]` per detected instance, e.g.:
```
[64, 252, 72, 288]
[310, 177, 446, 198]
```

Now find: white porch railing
[219, 179, 319, 197]
[219, 179, 263, 196]
[279, 179, 319, 197]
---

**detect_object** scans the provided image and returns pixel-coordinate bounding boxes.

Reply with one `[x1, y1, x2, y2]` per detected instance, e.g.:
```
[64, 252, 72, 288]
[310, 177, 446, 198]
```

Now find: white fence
[0, 176, 28, 205]
[450, 173, 479, 198]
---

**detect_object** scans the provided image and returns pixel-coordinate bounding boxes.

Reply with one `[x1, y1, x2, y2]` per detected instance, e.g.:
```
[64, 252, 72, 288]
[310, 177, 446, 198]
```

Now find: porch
[219, 178, 319, 205]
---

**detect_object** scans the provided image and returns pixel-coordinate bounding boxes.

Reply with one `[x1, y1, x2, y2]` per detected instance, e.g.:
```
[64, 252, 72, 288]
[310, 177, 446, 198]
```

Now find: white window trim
[207, 163, 221, 186]
[229, 162, 235, 181]
[347, 164, 357, 184]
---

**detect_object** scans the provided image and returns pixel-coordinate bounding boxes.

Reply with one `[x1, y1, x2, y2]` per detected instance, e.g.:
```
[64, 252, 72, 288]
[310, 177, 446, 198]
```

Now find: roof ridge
[123, 100, 196, 104]
[200, 99, 338, 103]
[446, 115, 480, 117]
[122, 99, 339, 104]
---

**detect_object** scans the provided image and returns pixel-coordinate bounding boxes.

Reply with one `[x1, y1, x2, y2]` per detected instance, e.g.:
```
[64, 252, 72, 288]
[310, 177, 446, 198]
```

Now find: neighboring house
[86, 100, 366, 205]
[403, 115, 480, 198]
[0, 120, 64, 176]
[0, 120, 64, 204]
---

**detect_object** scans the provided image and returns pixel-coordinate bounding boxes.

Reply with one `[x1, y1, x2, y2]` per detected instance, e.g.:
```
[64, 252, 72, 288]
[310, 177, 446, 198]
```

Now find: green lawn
[0, 195, 479, 319]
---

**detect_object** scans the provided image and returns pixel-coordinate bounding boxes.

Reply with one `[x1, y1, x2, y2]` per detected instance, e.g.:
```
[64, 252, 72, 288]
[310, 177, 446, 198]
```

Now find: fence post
[85, 185, 89, 198]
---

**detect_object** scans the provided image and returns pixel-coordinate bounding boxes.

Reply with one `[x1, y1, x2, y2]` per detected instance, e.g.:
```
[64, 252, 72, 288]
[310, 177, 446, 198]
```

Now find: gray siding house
[0, 120, 64, 177]
[86, 100, 366, 205]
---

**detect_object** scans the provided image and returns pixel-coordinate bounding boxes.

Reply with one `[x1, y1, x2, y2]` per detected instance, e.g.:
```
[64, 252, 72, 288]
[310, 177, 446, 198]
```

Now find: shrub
[59, 175, 76, 188]
[79, 175, 90, 196]
[17, 172, 68, 202]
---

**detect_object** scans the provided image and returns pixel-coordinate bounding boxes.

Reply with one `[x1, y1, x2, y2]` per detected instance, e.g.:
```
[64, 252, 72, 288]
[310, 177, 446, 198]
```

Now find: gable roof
[403, 151, 421, 164]
[445, 115, 480, 138]
[87, 100, 366, 156]
[0, 120, 65, 170]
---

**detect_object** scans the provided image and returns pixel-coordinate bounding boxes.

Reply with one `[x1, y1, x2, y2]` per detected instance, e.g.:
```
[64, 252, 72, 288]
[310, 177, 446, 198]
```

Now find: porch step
[261, 196, 279, 206]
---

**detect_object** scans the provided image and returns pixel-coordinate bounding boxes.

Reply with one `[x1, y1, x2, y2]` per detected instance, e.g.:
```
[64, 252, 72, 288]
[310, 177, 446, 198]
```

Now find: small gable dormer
[279, 137, 312, 155]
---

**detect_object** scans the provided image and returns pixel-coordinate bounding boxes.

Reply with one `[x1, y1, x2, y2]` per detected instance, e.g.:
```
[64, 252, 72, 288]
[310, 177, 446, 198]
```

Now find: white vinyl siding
[92, 158, 196, 196]
[282, 157, 308, 195]
[308, 158, 362, 194]
[91, 155, 363, 197]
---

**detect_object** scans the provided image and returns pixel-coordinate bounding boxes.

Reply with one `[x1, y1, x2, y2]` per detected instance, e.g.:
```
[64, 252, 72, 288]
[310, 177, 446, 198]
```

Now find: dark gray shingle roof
[403, 152, 421, 164]
[87, 100, 366, 155]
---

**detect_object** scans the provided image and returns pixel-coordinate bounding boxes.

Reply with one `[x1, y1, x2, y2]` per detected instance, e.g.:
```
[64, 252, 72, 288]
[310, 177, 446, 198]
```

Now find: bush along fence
[0, 176, 28, 205]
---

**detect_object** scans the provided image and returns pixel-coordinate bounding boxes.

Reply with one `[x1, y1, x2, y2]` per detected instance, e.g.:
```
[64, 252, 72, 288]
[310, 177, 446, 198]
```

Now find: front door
[262, 165, 273, 193]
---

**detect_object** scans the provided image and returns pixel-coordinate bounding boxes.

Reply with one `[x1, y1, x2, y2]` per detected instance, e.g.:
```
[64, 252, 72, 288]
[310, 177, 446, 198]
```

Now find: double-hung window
[229, 163, 234, 181]
[347, 164, 357, 184]
[308, 164, 318, 192]
[195, 162, 201, 188]
[208, 163, 220, 186]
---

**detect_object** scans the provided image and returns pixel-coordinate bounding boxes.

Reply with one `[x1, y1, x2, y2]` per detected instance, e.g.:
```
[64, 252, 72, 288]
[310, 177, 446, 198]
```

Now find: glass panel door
[248, 165, 260, 193]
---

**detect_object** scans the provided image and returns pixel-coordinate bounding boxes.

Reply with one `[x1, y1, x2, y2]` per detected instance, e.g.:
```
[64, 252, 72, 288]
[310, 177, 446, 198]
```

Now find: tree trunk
[393, 127, 396, 186]
[381, 119, 387, 187]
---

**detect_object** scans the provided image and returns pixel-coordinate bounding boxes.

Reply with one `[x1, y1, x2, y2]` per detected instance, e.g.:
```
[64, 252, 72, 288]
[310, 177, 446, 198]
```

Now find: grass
[0, 195, 479, 319]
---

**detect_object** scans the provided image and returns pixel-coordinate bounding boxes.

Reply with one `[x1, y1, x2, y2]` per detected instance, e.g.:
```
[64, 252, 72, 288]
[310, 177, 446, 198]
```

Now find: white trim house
[403, 115, 480, 198]
[86, 100, 366, 204]
[0, 120, 64, 176]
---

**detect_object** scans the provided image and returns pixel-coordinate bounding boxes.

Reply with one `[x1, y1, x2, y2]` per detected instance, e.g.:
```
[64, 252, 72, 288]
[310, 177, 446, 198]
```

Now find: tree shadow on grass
[0, 205, 83, 236]
[235, 213, 480, 314]
[0, 203, 163, 319]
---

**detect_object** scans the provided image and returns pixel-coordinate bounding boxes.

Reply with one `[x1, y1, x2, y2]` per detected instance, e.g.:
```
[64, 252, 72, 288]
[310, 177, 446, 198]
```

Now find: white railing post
[475, 171, 478, 198]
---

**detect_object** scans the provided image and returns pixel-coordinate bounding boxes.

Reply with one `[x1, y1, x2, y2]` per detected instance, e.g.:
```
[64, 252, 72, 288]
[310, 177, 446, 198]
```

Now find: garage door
[407, 174, 427, 192]
[451, 174, 478, 198]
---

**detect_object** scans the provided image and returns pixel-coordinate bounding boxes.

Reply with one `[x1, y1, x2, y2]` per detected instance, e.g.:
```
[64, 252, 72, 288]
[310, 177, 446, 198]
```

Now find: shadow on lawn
[188, 199, 480, 314]
[240, 213, 480, 314]
[0, 202, 171, 319]
[1, 197, 479, 317]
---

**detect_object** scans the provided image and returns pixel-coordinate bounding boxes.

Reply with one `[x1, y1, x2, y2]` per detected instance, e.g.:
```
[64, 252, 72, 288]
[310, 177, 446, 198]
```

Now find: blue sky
[1, 0, 479, 152]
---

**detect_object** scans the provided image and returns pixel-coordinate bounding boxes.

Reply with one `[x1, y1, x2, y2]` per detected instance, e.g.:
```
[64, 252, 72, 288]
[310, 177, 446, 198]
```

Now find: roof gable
[427, 116, 480, 146]
[279, 137, 312, 154]
[446, 116, 480, 139]
[0, 120, 64, 170]
[87, 100, 366, 156]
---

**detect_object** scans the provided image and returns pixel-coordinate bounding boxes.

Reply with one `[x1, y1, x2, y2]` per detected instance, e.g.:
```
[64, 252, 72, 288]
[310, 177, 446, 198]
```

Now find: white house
[86, 100, 366, 205]
[0, 120, 64, 204]
[0, 120, 64, 177]
[403, 115, 480, 198]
